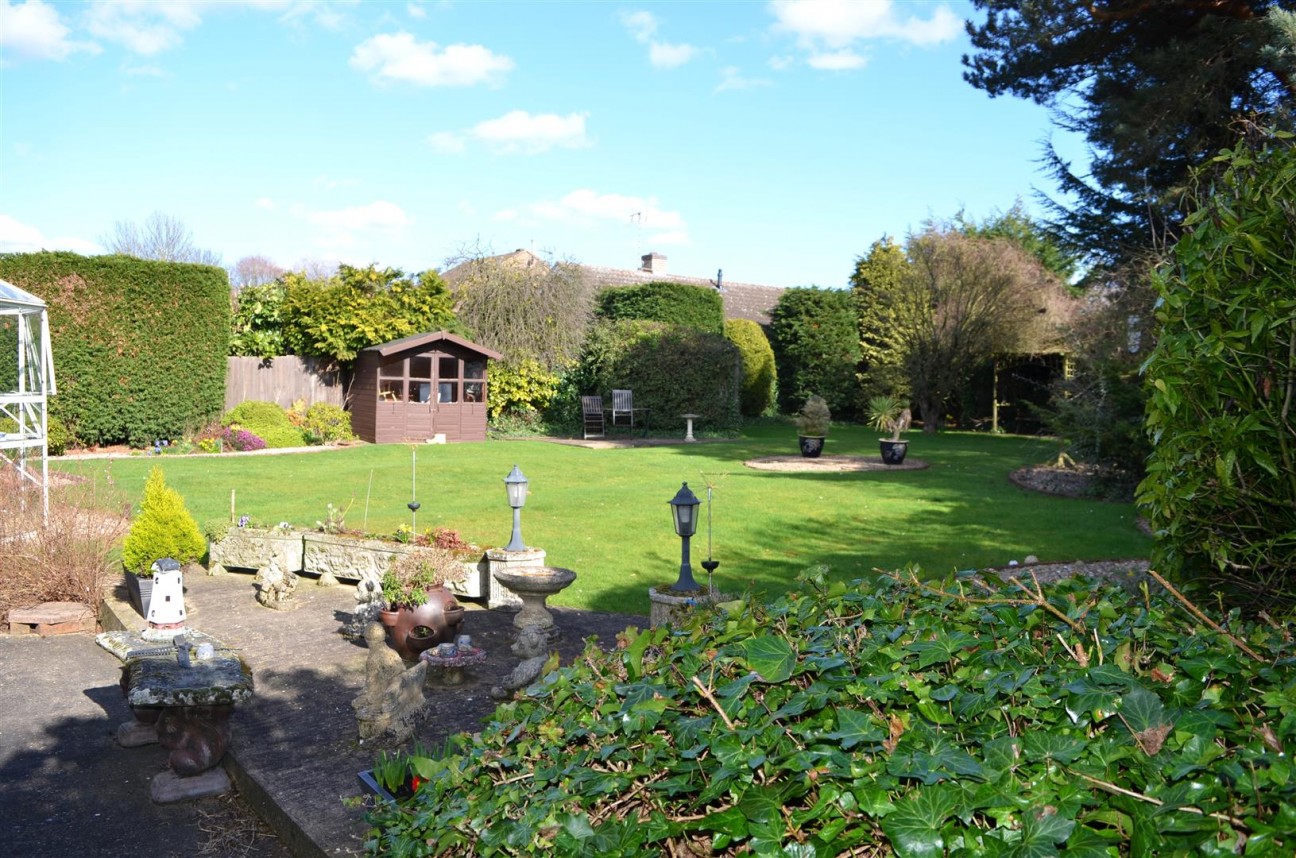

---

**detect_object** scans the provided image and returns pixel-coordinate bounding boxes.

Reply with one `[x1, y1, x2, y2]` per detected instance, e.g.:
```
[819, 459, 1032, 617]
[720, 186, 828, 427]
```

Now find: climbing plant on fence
[366, 567, 1295, 856]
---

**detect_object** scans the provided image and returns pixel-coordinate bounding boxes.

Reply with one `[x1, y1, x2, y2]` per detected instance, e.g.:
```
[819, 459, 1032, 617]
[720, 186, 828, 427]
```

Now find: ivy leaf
[1020, 732, 1088, 765]
[881, 785, 961, 858]
[907, 631, 979, 668]
[888, 737, 984, 784]
[1013, 806, 1076, 857]
[742, 635, 797, 683]
[700, 806, 748, 839]
[1064, 825, 1121, 858]
[826, 706, 884, 750]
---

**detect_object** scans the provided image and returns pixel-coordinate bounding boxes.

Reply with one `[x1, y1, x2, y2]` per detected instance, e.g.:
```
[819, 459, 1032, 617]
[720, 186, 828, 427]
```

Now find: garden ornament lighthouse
[147, 557, 187, 631]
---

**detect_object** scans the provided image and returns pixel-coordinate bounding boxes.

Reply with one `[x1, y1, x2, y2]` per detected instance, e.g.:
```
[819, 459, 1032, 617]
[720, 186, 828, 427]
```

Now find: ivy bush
[724, 319, 777, 417]
[366, 567, 1295, 856]
[596, 282, 724, 335]
[222, 400, 305, 449]
[1138, 135, 1296, 609]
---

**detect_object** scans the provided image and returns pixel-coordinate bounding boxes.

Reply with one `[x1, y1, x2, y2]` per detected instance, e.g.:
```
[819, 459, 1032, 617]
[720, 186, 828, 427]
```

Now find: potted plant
[867, 394, 912, 465]
[378, 549, 467, 660]
[120, 467, 206, 617]
[794, 395, 831, 458]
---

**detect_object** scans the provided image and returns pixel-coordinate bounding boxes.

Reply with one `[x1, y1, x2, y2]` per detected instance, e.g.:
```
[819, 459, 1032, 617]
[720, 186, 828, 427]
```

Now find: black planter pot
[798, 436, 825, 458]
[125, 573, 154, 618]
[879, 439, 909, 465]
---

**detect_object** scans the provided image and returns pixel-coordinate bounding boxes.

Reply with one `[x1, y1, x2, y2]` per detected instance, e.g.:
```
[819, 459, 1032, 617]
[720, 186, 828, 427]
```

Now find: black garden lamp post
[503, 465, 528, 552]
[668, 482, 701, 592]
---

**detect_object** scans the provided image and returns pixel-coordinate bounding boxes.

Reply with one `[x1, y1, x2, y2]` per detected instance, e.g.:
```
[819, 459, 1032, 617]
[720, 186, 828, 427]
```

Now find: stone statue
[354, 621, 427, 742]
[343, 575, 384, 641]
[254, 557, 298, 610]
[490, 624, 552, 700]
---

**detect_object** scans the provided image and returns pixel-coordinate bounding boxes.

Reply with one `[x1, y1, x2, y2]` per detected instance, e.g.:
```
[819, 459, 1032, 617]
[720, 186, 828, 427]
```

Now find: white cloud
[0, 213, 99, 254]
[808, 49, 865, 71]
[430, 111, 591, 155]
[649, 42, 695, 69]
[622, 9, 697, 69]
[255, 197, 275, 210]
[768, 55, 794, 71]
[482, 110, 591, 153]
[298, 200, 411, 230]
[715, 65, 770, 93]
[428, 131, 465, 154]
[620, 10, 656, 42]
[769, 0, 960, 67]
[0, 0, 99, 62]
[496, 189, 687, 239]
[406, 2, 426, 19]
[350, 32, 513, 87]
[83, 0, 204, 56]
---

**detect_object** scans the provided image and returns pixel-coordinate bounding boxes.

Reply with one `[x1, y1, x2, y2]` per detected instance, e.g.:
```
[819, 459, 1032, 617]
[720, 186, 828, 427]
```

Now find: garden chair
[610, 389, 648, 431]
[581, 395, 605, 440]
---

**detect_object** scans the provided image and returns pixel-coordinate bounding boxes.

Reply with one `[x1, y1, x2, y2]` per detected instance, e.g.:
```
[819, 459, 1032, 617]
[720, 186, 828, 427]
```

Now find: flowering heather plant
[221, 427, 266, 452]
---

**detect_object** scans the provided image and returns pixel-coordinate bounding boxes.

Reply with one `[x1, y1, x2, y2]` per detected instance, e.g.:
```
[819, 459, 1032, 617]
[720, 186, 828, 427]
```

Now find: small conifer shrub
[120, 466, 206, 575]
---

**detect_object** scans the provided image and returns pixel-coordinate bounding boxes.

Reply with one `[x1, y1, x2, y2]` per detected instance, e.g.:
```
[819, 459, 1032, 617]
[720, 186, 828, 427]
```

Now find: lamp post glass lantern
[668, 482, 701, 592]
[503, 465, 528, 552]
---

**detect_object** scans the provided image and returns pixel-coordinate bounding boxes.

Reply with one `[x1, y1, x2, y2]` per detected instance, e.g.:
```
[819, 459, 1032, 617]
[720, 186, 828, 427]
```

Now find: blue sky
[0, 0, 1084, 289]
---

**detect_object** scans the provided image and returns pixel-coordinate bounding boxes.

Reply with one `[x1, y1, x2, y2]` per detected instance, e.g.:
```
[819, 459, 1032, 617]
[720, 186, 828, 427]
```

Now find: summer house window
[437, 356, 459, 403]
[464, 359, 485, 403]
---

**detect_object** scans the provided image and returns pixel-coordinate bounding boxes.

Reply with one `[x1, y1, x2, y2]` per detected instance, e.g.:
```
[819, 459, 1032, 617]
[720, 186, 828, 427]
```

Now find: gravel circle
[744, 455, 930, 472]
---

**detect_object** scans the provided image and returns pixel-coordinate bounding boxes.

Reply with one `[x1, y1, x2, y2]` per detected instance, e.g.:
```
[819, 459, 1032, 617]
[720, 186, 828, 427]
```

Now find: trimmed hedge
[559, 319, 741, 433]
[768, 287, 862, 420]
[0, 252, 230, 446]
[724, 318, 777, 417]
[596, 282, 725, 335]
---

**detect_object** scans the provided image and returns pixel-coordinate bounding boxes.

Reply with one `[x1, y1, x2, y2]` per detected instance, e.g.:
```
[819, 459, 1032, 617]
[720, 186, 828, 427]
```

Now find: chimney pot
[640, 252, 666, 274]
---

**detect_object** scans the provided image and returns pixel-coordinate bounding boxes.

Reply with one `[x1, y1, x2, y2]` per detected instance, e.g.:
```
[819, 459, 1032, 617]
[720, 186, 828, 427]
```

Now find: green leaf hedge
[0, 252, 229, 446]
[366, 569, 1295, 856]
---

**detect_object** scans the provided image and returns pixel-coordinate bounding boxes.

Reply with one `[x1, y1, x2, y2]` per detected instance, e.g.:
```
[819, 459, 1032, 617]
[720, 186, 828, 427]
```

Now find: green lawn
[54, 420, 1151, 615]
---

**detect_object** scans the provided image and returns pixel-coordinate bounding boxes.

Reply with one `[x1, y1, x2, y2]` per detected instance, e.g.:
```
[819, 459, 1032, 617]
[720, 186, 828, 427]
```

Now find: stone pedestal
[483, 547, 547, 609]
[491, 566, 576, 637]
[648, 587, 733, 628]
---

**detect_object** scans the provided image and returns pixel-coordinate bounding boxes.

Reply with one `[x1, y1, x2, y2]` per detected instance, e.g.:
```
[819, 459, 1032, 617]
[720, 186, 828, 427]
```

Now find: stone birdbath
[419, 643, 488, 685]
[490, 566, 576, 639]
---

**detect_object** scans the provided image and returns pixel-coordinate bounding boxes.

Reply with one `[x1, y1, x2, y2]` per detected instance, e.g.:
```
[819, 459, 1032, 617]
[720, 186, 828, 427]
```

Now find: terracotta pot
[387, 588, 465, 660]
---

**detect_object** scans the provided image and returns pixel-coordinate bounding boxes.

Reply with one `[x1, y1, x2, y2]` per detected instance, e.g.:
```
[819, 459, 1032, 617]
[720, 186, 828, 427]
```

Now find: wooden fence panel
[225, 356, 345, 411]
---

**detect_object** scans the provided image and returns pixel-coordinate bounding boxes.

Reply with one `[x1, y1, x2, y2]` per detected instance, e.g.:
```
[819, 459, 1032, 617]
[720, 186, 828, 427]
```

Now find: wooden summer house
[350, 331, 502, 443]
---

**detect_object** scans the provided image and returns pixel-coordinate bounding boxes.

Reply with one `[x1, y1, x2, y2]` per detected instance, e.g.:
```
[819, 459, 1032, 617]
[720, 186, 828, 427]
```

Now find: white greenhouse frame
[0, 279, 57, 518]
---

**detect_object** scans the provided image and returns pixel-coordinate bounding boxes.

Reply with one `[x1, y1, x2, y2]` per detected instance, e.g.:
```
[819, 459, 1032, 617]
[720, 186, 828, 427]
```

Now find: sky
[0, 0, 1086, 290]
